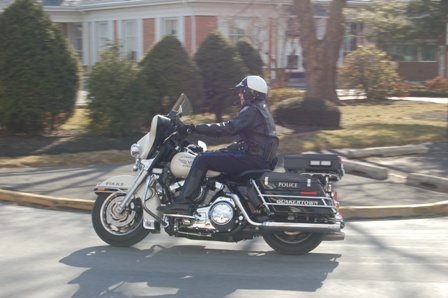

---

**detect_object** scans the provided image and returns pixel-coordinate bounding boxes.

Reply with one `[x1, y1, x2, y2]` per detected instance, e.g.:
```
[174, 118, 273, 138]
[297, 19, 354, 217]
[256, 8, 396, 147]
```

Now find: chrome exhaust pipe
[227, 193, 343, 234]
[322, 231, 345, 241]
[256, 221, 342, 233]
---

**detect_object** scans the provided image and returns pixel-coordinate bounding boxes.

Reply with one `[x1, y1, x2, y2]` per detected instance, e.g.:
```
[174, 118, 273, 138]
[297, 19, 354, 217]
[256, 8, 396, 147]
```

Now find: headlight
[130, 143, 141, 158]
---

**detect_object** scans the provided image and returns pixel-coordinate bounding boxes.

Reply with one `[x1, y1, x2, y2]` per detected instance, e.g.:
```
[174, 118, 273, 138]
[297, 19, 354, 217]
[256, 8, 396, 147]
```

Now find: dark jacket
[194, 99, 279, 163]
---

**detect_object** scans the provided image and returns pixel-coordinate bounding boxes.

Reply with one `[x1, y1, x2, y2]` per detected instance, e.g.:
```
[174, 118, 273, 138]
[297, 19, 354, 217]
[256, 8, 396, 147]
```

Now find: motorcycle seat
[230, 169, 270, 181]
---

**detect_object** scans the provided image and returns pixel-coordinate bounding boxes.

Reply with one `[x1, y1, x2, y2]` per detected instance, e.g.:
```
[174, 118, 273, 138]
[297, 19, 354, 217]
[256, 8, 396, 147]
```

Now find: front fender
[94, 174, 163, 230]
[94, 175, 137, 194]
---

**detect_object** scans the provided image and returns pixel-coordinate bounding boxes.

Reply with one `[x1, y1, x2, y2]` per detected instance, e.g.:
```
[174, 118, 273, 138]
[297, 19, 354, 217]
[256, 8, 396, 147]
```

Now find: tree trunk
[294, 0, 347, 104]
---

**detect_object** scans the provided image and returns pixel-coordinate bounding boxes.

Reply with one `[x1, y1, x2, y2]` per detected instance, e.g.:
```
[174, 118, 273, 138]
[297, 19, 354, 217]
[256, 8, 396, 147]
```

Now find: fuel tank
[170, 152, 220, 178]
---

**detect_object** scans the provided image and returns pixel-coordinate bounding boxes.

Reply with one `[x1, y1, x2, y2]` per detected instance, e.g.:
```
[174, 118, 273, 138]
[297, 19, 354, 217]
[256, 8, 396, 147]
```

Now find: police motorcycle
[91, 94, 345, 255]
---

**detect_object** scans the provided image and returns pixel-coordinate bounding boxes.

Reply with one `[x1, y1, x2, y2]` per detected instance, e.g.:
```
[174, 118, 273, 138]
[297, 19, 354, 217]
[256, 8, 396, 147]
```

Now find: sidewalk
[285, 84, 448, 104]
[0, 142, 447, 219]
[329, 142, 448, 218]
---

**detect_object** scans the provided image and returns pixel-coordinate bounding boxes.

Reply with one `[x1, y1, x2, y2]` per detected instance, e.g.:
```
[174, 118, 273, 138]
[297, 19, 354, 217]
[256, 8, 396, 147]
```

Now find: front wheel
[92, 192, 150, 247]
[263, 232, 324, 255]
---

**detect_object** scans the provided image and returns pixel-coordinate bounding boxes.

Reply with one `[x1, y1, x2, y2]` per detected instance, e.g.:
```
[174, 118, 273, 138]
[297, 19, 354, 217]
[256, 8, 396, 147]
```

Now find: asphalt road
[0, 161, 446, 208]
[1, 203, 447, 298]
[0, 142, 447, 220]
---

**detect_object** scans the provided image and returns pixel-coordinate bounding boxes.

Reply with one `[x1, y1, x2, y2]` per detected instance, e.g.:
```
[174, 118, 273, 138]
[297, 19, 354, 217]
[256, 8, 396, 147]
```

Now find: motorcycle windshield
[171, 93, 193, 121]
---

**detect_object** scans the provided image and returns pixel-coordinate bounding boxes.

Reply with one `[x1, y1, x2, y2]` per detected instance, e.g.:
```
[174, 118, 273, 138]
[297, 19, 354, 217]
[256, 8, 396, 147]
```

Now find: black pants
[176, 150, 271, 205]
[191, 150, 269, 175]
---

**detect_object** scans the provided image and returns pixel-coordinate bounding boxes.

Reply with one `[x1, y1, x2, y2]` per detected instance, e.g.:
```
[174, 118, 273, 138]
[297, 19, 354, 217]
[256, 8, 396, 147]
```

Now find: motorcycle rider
[157, 75, 279, 215]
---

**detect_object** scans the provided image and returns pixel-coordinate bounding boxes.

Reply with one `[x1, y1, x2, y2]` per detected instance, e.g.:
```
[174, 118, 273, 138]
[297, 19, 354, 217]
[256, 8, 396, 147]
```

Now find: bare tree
[224, 1, 295, 86]
[294, 0, 347, 103]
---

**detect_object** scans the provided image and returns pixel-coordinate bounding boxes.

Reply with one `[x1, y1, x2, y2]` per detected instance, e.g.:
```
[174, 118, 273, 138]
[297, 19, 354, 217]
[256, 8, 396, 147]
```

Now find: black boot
[157, 168, 205, 215]
[157, 195, 191, 214]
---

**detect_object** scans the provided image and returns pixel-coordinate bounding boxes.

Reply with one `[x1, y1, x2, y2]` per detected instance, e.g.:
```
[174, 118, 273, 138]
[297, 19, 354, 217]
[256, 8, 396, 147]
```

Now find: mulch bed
[0, 135, 142, 158]
[1, 101, 442, 158]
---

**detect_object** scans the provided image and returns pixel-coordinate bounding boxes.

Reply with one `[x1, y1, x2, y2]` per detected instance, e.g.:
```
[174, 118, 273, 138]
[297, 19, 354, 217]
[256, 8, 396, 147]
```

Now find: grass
[0, 150, 129, 168]
[59, 107, 90, 132]
[277, 101, 447, 153]
[0, 100, 446, 167]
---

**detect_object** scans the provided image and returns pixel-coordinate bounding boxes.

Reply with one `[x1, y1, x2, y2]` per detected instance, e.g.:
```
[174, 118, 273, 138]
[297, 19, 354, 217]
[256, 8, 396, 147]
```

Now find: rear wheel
[263, 232, 324, 255]
[92, 192, 150, 247]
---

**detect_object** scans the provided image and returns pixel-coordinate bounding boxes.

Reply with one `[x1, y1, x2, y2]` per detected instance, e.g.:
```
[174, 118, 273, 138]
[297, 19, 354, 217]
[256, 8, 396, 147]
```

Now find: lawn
[276, 101, 446, 153]
[0, 100, 446, 167]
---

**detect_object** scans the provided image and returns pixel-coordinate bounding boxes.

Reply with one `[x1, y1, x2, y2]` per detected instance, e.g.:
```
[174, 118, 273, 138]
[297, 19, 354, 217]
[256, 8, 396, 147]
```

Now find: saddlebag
[255, 172, 337, 215]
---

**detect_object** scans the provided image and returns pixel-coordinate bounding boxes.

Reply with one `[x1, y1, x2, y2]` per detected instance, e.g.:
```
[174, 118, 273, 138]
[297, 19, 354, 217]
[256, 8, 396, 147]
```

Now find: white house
[0, 0, 443, 82]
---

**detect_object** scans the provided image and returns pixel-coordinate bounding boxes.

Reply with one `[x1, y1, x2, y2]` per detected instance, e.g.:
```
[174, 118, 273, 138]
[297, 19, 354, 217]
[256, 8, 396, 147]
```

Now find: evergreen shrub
[236, 39, 263, 77]
[138, 35, 203, 116]
[87, 43, 143, 136]
[273, 97, 340, 128]
[0, 0, 81, 135]
[194, 32, 247, 122]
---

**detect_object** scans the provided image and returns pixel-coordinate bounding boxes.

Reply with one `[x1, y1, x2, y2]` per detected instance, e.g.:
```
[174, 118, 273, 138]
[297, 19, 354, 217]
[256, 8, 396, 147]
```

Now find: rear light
[300, 191, 317, 195]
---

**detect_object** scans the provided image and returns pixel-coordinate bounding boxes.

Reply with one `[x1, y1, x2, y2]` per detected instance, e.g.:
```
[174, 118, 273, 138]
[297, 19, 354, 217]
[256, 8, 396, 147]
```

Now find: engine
[164, 174, 241, 233]
[173, 197, 241, 234]
[206, 198, 240, 232]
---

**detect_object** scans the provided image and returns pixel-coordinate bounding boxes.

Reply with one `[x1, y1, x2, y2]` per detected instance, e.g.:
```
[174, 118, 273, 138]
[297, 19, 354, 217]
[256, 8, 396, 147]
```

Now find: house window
[385, 44, 421, 62]
[287, 54, 299, 69]
[96, 21, 110, 60]
[315, 17, 327, 40]
[163, 18, 178, 37]
[421, 45, 437, 61]
[286, 14, 300, 37]
[72, 24, 83, 60]
[229, 27, 245, 44]
[122, 20, 137, 61]
[386, 44, 437, 62]
[342, 22, 365, 57]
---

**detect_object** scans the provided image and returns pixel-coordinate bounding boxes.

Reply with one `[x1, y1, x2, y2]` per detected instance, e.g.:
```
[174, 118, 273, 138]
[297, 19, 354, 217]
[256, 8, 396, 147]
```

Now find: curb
[344, 145, 447, 193]
[0, 189, 93, 211]
[1, 188, 448, 219]
[343, 160, 447, 193]
[347, 144, 428, 159]
[343, 160, 388, 180]
[406, 173, 448, 193]
[341, 200, 448, 219]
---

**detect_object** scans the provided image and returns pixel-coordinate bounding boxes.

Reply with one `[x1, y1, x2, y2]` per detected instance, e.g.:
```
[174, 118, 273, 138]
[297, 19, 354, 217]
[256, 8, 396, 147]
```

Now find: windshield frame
[169, 93, 193, 120]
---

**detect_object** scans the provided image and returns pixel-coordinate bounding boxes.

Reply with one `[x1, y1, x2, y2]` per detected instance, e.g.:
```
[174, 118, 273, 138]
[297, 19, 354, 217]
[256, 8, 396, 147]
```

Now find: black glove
[178, 124, 195, 135]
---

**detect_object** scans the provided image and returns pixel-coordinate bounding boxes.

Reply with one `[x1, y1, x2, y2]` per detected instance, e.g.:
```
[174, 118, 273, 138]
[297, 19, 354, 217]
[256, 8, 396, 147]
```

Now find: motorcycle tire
[92, 192, 150, 247]
[263, 232, 324, 255]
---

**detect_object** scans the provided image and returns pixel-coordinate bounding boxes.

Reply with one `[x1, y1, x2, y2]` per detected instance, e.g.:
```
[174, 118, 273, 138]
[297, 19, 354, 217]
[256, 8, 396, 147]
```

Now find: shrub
[138, 35, 203, 115]
[273, 97, 340, 128]
[399, 79, 448, 97]
[194, 32, 247, 122]
[236, 39, 263, 77]
[0, 0, 81, 135]
[425, 76, 448, 93]
[338, 45, 401, 100]
[87, 43, 144, 136]
[272, 97, 304, 124]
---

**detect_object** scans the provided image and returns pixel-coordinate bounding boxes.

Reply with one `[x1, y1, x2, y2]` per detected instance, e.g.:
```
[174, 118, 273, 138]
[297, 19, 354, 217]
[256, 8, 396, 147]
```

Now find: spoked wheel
[92, 192, 150, 247]
[263, 232, 324, 255]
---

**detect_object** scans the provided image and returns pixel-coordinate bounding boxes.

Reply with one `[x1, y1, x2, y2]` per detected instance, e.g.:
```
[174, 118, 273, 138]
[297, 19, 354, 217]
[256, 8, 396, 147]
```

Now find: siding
[397, 62, 438, 82]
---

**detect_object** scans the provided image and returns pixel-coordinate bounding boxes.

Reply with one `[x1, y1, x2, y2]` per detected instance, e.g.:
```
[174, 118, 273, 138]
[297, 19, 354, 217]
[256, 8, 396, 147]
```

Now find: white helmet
[236, 75, 268, 100]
